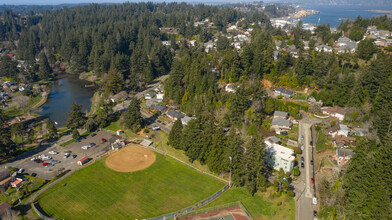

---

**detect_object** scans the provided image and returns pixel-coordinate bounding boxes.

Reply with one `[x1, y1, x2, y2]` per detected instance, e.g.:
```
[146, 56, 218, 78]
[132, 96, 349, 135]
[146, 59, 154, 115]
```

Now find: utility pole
[16, 186, 21, 204]
[229, 156, 232, 188]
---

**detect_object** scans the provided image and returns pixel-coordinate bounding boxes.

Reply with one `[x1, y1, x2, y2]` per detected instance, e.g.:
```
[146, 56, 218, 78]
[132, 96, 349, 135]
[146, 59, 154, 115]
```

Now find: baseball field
[36, 145, 225, 219]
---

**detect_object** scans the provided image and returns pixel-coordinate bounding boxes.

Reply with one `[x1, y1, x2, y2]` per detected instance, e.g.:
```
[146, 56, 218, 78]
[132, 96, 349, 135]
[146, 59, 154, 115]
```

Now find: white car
[152, 125, 160, 131]
[64, 153, 71, 158]
[81, 145, 90, 150]
[31, 157, 37, 161]
[48, 151, 59, 155]
[41, 156, 52, 160]
[312, 197, 318, 205]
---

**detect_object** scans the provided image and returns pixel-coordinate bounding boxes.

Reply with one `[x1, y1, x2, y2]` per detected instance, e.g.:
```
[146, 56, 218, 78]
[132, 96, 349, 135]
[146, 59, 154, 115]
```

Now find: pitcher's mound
[105, 145, 156, 172]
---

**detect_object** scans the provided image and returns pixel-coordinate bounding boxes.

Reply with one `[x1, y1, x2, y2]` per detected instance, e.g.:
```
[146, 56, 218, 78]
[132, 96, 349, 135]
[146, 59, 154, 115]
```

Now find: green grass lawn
[37, 153, 225, 219]
[293, 93, 307, 100]
[205, 187, 295, 220]
[316, 126, 333, 152]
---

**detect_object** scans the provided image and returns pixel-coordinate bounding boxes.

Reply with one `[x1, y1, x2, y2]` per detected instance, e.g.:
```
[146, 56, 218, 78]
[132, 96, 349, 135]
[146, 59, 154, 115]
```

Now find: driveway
[1, 131, 116, 180]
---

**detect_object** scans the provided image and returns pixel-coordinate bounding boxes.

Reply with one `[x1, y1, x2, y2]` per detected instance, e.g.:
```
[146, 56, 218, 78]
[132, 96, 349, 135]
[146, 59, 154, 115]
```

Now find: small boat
[85, 84, 95, 88]
[54, 121, 58, 125]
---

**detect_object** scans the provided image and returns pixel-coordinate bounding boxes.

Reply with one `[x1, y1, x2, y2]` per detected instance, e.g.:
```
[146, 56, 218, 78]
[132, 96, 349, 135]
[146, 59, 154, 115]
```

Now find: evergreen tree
[72, 128, 80, 140]
[46, 119, 57, 139]
[38, 52, 52, 80]
[169, 119, 183, 150]
[65, 103, 86, 129]
[226, 129, 245, 187]
[124, 98, 143, 132]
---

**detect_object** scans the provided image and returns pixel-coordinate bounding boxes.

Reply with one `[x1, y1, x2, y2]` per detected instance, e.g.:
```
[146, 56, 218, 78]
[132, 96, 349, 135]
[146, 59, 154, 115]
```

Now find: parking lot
[4, 131, 117, 180]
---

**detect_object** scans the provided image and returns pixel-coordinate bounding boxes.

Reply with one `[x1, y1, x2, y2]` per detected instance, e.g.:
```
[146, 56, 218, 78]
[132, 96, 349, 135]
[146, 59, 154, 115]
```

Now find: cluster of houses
[366, 26, 392, 48]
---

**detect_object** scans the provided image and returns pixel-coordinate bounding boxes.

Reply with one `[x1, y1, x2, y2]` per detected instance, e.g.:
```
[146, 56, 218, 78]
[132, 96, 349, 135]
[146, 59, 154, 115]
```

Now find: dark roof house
[167, 110, 185, 120]
[274, 87, 296, 97]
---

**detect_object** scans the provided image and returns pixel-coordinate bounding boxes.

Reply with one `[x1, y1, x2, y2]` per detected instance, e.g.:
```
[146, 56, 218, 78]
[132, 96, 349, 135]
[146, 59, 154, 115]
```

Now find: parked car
[301, 145, 304, 151]
[310, 141, 313, 146]
[72, 154, 77, 159]
[35, 159, 42, 163]
[157, 120, 162, 123]
[311, 160, 314, 165]
[74, 139, 80, 142]
[91, 133, 97, 137]
[281, 131, 288, 136]
[81, 145, 89, 150]
[31, 173, 37, 177]
[64, 153, 70, 158]
[301, 163, 304, 169]
[45, 164, 54, 168]
[42, 162, 50, 166]
[152, 125, 160, 131]
[18, 168, 24, 174]
[312, 197, 317, 205]
[50, 160, 60, 164]
[31, 157, 37, 161]
[41, 156, 52, 160]
[48, 151, 59, 155]
[88, 143, 96, 147]
[301, 136, 304, 140]
[301, 157, 304, 162]
[101, 138, 107, 143]
[311, 178, 315, 184]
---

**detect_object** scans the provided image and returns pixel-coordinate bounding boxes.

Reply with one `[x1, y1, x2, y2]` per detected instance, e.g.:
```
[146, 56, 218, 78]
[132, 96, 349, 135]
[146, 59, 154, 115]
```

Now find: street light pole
[229, 156, 232, 188]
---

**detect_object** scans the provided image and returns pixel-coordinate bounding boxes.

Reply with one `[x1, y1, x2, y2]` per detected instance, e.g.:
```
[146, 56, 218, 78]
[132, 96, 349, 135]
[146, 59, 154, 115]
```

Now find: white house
[322, 107, 345, 121]
[145, 92, 156, 100]
[265, 143, 295, 173]
[225, 84, 236, 93]
[315, 45, 333, 53]
[181, 116, 196, 125]
[156, 93, 164, 101]
[329, 124, 350, 138]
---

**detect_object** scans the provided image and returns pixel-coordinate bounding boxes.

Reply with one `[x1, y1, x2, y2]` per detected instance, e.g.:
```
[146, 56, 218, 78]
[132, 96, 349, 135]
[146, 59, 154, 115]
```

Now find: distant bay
[300, 5, 392, 28]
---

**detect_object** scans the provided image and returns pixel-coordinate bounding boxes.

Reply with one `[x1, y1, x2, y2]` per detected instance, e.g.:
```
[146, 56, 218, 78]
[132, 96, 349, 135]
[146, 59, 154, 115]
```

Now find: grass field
[205, 187, 295, 220]
[37, 153, 225, 219]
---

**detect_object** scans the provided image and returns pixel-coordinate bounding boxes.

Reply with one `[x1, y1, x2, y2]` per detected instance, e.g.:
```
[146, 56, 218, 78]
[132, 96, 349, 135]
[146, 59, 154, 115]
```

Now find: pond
[34, 74, 95, 127]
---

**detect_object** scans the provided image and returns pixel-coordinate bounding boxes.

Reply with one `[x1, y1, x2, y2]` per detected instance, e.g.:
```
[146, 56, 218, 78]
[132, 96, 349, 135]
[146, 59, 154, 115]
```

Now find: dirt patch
[179, 205, 250, 220]
[105, 145, 156, 172]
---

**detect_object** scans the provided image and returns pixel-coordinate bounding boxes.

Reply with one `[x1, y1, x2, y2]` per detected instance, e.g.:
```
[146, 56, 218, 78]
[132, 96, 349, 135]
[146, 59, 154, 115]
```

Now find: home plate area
[105, 144, 156, 172]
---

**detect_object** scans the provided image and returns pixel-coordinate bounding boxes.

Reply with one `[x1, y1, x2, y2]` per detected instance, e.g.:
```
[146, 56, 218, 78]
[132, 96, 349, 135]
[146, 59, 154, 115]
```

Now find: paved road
[295, 117, 317, 220]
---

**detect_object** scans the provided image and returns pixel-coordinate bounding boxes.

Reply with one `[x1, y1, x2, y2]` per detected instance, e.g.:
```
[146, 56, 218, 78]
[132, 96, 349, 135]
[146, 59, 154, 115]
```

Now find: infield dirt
[105, 144, 156, 172]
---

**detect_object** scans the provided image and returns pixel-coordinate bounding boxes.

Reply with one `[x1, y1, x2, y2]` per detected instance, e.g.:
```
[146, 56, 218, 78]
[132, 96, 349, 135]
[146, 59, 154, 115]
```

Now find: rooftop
[273, 111, 289, 118]
[322, 106, 345, 115]
[267, 143, 295, 162]
[274, 87, 296, 96]
[337, 147, 355, 157]
[272, 117, 293, 127]
[167, 110, 185, 119]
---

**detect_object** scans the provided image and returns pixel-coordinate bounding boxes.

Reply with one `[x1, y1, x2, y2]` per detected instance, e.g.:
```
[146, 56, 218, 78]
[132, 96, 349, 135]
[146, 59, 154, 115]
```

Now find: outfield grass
[205, 187, 295, 220]
[37, 153, 225, 219]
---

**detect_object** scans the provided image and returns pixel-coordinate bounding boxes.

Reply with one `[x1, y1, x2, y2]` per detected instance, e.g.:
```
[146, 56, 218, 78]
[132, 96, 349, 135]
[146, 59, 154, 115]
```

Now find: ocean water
[300, 5, 392, 28]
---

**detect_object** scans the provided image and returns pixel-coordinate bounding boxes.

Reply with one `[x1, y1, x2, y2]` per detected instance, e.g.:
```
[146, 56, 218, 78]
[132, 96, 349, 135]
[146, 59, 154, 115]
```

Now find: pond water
[34, 75, 95, 127]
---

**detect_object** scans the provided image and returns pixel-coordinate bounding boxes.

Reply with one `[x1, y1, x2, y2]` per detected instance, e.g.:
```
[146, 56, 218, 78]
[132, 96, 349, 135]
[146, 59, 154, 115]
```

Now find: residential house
[335, 147, 355, 166]
[150, 104, 167, 113]
[352, 127, 368, 137]
[225, 84, 236, 93]
[110, 91, 128, 103]
[154, 84, 165, 93]
[0, 92, 9, 101]
[331, 135, 356, 147]
[204, 42, 216, 53]
[181, 116, 196, 125]
[264, 136, 281, 147]
[367, 26, 379, 36]
[167, 110, 185, 121]
[315, 45, 333, 53]
[265, 143, 295, 173]
[274, 40, 282, 50]
[271, 117, 293, 133]
[329, 124, 350, 138]
[273, 111, 289, 120]
[145, 92, 156, 100]
[156, 93, 164, 101]
[273, 51, 280, 61]
[322, 107, 345, 121]
[304, 41, 310, 50]
[274, 87, 296, 98]
[189, 40, 196, 47]
[290, 49, 299, 58]
[162, 41, 171, 46]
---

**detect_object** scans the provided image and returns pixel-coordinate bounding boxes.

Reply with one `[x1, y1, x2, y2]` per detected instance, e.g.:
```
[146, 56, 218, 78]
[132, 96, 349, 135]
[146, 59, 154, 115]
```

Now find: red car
[101, 138, 107, 143]
[35, 159, 42, 163]
[311, 178, 315, 184]
[42, 162, 50, 166]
